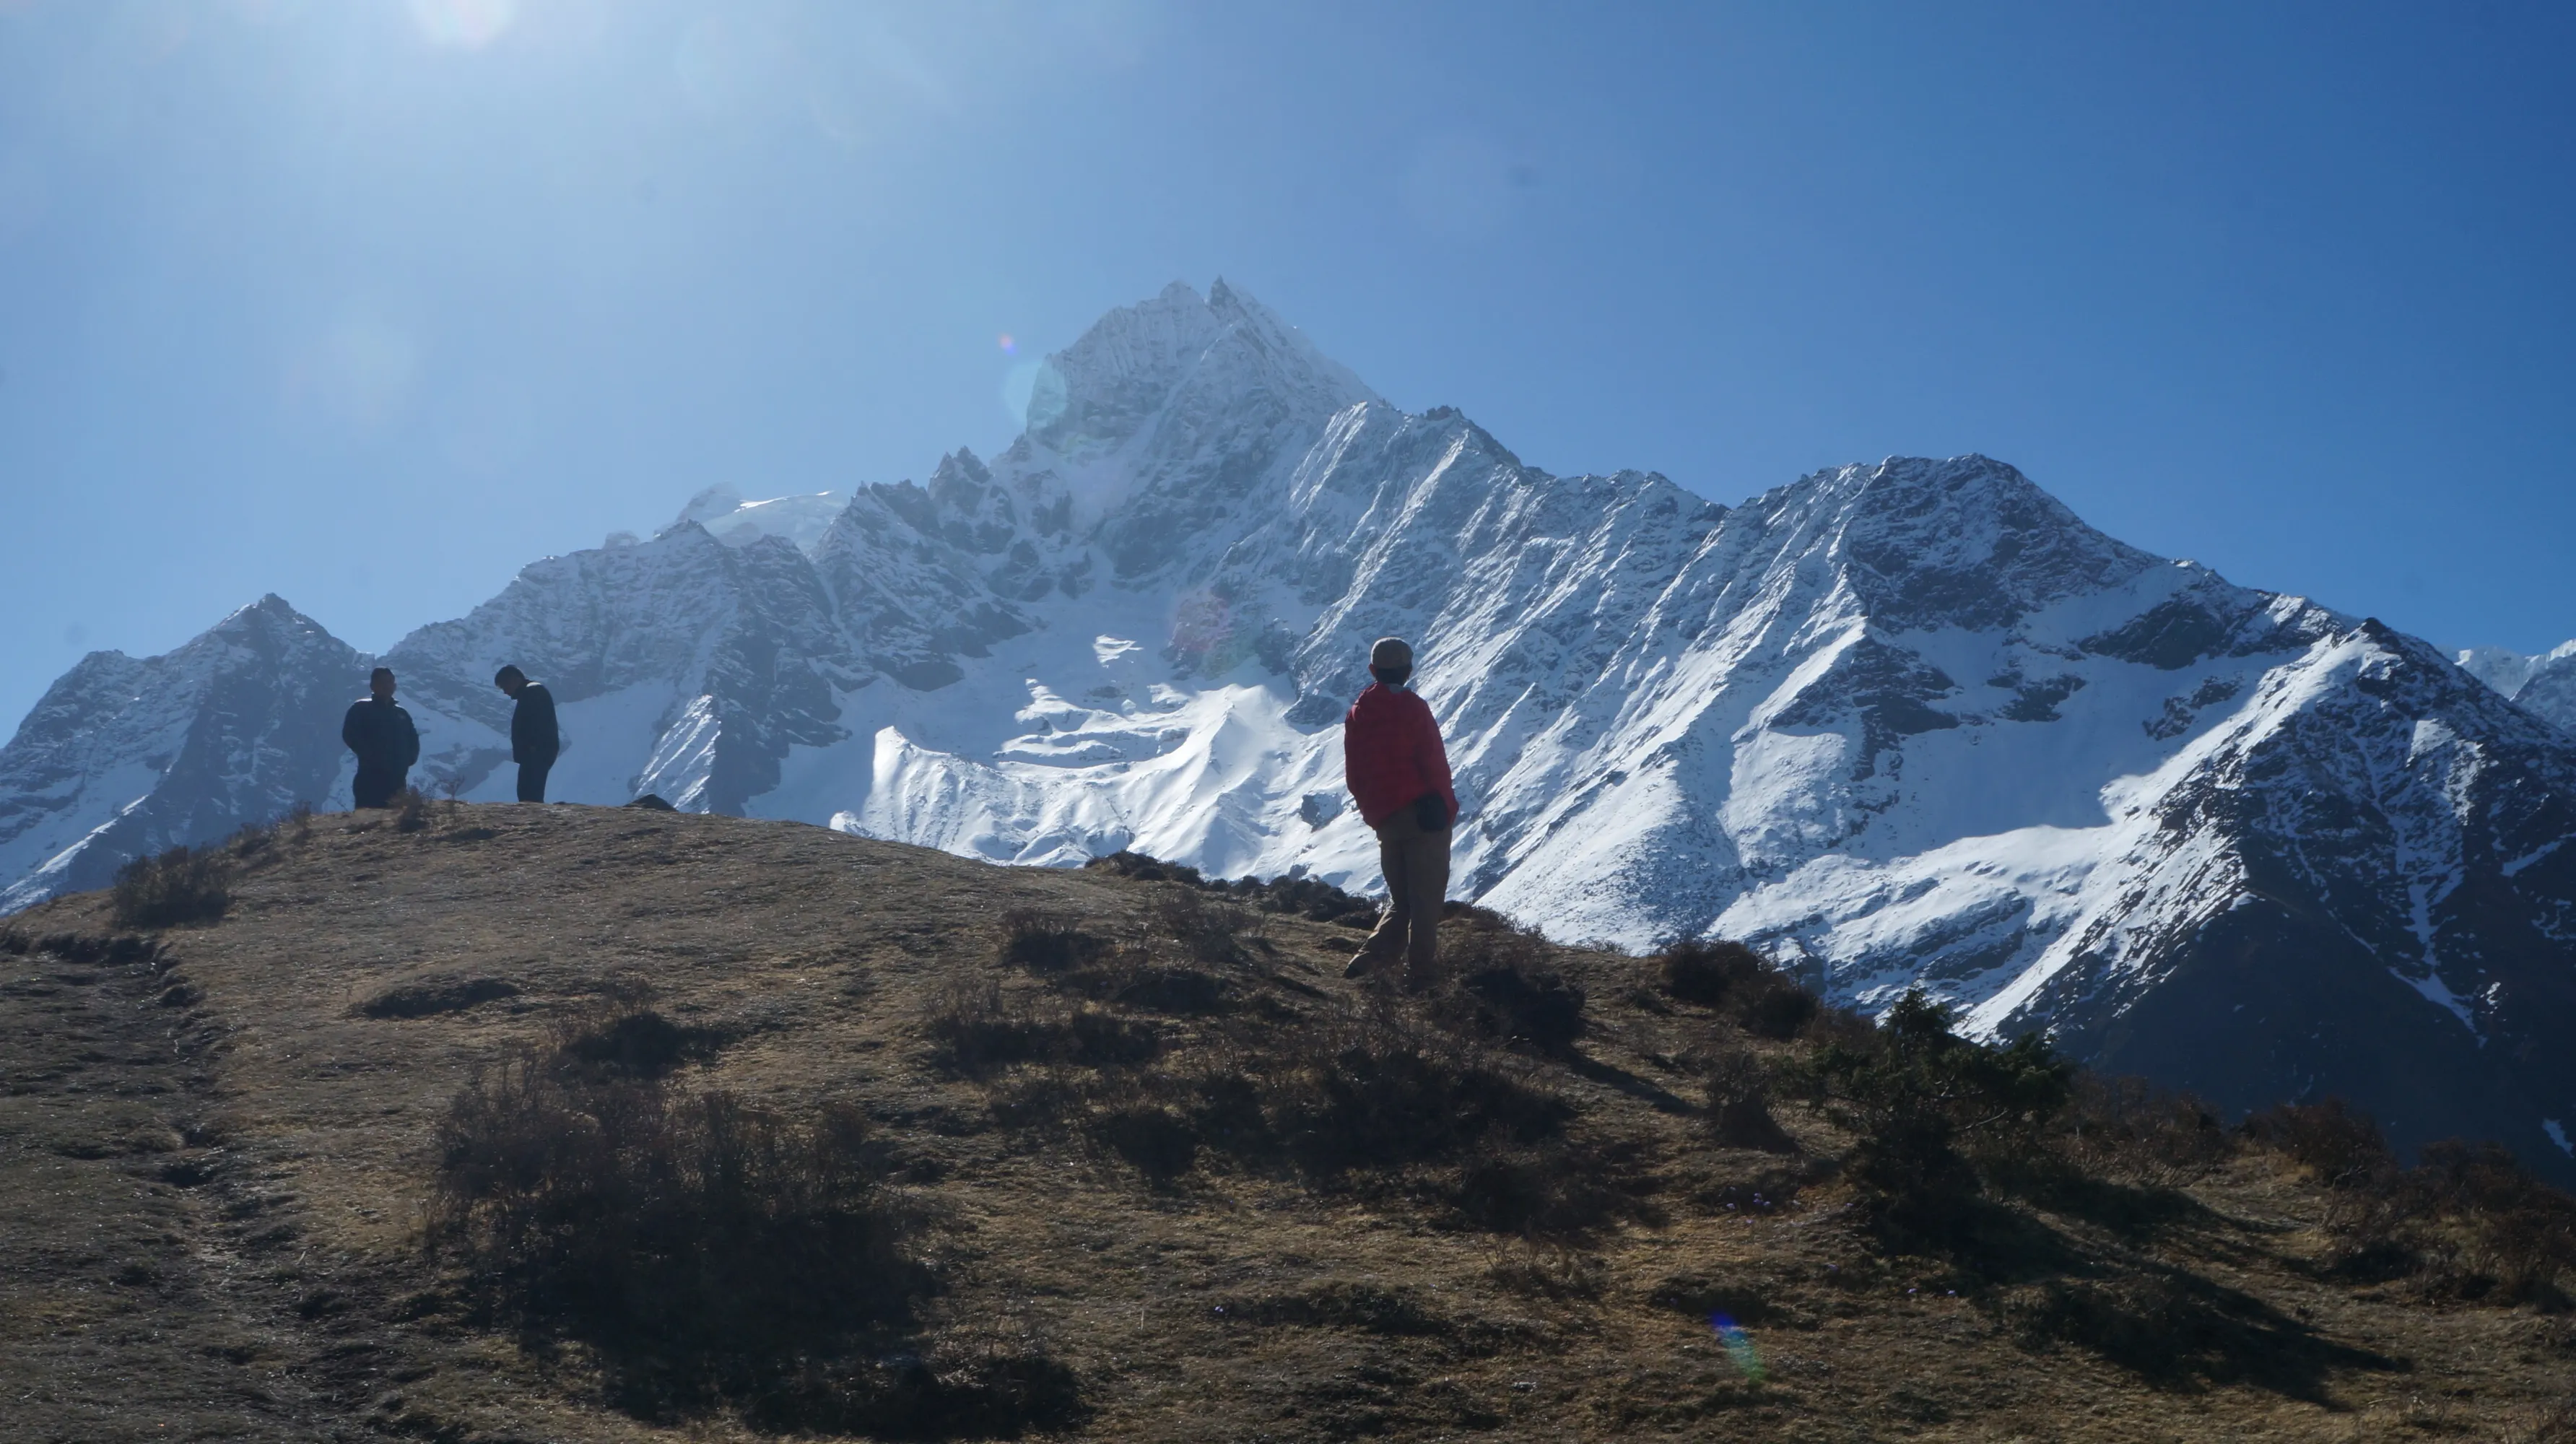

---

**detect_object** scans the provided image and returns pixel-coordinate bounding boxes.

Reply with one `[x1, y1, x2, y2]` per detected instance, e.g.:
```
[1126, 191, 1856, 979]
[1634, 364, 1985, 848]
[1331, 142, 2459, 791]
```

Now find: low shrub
[1806, 988, 2074, 1252]
[110, 845, 234, 929]
[1659, 939, 1767, 1006]
[2281, 1132, 2576, 1307]
[1432, 923, 1585, 1054]
[432, 1024, 1084, 1434]
[557, 1009, 726, 1078]
[1108, 965, 1237, 1015]
[432, 1066, 918, 1406]
[924, 980, 1159, 1077]
[1152, 887, 1255, 966]
[1267, 1025, 1570, 1178]
[996, 910, 1109, 973]
[1082, 851, 1204, 886]
[393, 788, 434, 832]
[2059, 1075, 2232, 1188]
[1701, 1049, 1798, 1154]
[2240, 1098, 2394, 1190]
[223, 817, 278, 863]
[1655, 938, 1816, 1038]
[2401, 1140, 2576, 1305]
[1087, 850, 1382, 928]
[1488, 1243, 1608, 1300]
[360, 976, 521, 1019]
[1453, 1139, 1661, 1235]
[1089, 1105, 1201, 1184]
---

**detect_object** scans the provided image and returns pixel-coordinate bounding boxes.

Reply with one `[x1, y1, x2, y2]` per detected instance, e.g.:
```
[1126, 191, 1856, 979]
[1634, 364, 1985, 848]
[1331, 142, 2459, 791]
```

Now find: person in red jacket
[1342, 636, 1459, 984]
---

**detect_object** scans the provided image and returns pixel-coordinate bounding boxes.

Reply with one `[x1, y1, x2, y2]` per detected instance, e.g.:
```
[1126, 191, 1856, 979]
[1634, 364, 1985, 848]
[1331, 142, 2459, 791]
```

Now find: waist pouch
[1412, 792, 1450, 831]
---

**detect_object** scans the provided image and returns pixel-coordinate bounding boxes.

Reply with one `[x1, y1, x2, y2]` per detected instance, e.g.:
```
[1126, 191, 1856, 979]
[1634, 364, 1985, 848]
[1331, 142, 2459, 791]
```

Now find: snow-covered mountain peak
[666, 484, 850, 555]
[1024, 279, 1374, 463]
[1752, 454, 2170, 635]
[2455, 636, 2576, 737]
[2460, 645, 2537, 697]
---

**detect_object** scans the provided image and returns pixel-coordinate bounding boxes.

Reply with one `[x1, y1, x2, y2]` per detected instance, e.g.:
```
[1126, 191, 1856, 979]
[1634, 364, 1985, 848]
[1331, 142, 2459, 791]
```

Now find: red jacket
[1343, 683, 1458, 829]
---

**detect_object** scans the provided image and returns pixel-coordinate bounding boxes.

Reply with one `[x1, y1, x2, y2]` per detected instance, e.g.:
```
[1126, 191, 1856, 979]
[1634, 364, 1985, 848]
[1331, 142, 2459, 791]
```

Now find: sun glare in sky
[407, 0, 515, 51]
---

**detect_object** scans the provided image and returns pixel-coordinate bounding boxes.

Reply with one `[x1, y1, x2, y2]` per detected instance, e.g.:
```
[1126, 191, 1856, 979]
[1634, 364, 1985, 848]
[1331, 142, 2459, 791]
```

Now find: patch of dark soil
[360, 977, 522, 1019]
[1110, 965, 1236, 1014]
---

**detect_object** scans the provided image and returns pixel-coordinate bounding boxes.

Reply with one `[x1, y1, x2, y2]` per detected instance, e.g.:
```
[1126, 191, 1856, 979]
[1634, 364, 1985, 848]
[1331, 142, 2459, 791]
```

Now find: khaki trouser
[1360, 804, 1450, 979]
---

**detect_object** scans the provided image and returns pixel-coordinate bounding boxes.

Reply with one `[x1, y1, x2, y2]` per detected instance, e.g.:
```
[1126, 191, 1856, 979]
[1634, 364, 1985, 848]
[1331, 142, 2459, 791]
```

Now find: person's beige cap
[1370, 637, 1413, 669]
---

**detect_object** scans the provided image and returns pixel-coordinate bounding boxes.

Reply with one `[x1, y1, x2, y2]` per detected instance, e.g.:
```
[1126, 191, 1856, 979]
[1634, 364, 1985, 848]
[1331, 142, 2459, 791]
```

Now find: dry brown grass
[1, 804, 2571, 1440]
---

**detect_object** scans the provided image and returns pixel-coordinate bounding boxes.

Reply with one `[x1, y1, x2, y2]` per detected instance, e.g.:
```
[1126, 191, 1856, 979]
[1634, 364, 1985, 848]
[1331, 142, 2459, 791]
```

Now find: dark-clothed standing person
[341, 667, 420, 809]
[495, 666, 560, 803]
[1342, 636, 1458, 985]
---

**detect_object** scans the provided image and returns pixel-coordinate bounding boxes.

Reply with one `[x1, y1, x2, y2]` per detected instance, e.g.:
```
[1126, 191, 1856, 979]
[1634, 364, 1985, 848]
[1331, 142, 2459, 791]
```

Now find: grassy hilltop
[2, 801, 2571, 1442]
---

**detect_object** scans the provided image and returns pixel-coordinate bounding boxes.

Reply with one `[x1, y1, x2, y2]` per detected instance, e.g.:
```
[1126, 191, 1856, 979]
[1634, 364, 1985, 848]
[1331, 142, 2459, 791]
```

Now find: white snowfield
[5, 279, 2575, 1179]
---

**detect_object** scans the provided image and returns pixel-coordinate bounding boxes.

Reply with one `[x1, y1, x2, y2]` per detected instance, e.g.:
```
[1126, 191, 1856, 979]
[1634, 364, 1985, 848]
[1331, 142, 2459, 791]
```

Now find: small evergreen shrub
[1657, 938, 1817, 1037]
[1659, 938, 1767, 1006]
[1806, 988, 2074, 1252]
[1701, 1048, 1799, 1154]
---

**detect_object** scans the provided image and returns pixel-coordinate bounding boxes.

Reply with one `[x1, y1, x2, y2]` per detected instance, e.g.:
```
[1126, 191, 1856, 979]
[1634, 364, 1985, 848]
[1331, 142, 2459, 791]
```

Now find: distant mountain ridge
[5, 280, 2575, 1182]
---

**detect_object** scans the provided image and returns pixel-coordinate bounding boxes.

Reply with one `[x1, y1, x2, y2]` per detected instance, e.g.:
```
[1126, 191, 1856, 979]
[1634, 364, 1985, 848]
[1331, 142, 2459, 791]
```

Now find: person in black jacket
[341, 667, 420, 809]
[495, 666, 560, 803]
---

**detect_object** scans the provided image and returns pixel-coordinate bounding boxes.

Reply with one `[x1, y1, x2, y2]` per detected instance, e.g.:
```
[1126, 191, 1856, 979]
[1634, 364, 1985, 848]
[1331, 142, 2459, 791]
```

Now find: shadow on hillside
[1858, 1191, 2404, 1398]
[2006, 1257, 2406, 1400]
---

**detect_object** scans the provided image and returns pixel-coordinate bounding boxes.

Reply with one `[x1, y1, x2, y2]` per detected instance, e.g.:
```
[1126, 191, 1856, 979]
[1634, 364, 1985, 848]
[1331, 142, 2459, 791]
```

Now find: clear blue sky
[4, 1, 2572, 731]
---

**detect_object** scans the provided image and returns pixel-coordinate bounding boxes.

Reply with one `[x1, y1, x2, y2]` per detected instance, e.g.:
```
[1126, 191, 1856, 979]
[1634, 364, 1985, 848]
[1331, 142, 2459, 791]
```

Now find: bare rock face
[7, 282, 2576, 1181]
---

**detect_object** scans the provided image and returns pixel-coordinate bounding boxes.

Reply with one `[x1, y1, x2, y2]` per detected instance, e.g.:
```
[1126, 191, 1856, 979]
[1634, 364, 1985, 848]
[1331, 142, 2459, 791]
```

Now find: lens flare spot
[998, 332, 1017, 355]
[409, 0, 514, 50]
[1710, 1314, 1765, 1382]
[1001, 358, 1067, 432]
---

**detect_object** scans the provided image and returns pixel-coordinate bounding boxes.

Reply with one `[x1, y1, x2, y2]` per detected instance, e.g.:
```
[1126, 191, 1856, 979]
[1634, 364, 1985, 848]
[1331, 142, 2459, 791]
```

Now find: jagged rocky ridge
[4, 279, 2574, 1182]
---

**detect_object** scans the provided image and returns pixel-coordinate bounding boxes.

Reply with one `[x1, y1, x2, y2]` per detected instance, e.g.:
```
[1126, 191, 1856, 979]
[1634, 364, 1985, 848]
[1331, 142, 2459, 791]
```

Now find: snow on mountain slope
[672, 484, 851, 554]
[2458, 640, 2576, 736]
[0, 597, 360, 911]
[6, 279, 2575, 1179]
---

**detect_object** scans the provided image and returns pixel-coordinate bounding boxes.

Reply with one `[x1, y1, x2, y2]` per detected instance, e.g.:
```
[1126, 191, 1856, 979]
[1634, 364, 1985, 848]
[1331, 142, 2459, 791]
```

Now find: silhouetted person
[495, 666, 559, 803]
[1342, 637, 1458, 986]
[342, 667, 419, 809]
